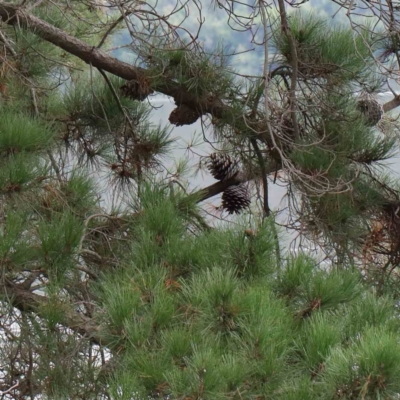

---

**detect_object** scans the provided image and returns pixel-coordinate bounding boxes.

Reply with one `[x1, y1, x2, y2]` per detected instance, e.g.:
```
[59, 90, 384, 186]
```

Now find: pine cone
[207, 153, 239, 181]
[357, 98, 383, 126]
[120, 79, 153, 101]
[169, 104, 199, 126]
[221, 184, 251, 214]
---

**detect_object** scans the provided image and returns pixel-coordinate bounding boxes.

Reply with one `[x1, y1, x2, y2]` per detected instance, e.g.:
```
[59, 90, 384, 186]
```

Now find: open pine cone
[221, 184, 250, 214]
[207, 153, 239, 181]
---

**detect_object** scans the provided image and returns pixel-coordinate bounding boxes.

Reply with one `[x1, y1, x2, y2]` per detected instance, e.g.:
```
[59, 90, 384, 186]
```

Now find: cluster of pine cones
[207, 153, 250, 214]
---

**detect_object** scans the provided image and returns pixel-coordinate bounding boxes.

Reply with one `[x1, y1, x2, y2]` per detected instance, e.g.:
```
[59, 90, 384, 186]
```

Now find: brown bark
[192, 173, 250, 202]
[383, 95, 400, 113]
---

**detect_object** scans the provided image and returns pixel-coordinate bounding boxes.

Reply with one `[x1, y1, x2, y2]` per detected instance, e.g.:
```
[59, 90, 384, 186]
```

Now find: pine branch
[0, 2, 397, 119]
[0, 3, 223, 115]
[192, 162, 280, 203]
[0, 2, 399, 203]
[1, 280, 105, 346]
[383, 95, 400, 113]
[192, 173, 249, 203]
[276, 0, 300, 141]
[250, 138, 270, 217]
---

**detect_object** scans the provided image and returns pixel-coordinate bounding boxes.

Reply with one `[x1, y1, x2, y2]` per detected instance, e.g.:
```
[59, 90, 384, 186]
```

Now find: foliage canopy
[1, 0, 400, 399]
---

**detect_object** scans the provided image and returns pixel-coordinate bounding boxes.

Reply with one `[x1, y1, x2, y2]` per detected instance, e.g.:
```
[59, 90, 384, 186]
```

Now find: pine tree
[1, 0, 400, 399]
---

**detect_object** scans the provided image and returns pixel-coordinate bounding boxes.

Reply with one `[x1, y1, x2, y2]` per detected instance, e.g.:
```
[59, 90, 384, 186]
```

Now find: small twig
[250, 138, 270, 218]
[0, 29, 17, 56]
[77, 265, 100, 281]
[97, 12, 131, 49]
[80, 249, 103, 261]
[78, 213, 118, 254]
[96, 67, 137, 139]
[0, 380, 19, 395]
[30, 88, 63, 183]
[277, 0, 300, 141]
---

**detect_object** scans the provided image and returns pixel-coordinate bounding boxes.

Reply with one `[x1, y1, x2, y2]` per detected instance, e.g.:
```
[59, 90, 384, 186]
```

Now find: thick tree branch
[383, 95, 400, 113]
[192, 173, 249, 202]
[0, 4, 142, 81]
[0, 3, 226, 115]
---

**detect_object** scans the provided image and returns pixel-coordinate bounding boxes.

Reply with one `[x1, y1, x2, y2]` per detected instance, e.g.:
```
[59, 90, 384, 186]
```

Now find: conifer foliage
[1, 0, 400, 399]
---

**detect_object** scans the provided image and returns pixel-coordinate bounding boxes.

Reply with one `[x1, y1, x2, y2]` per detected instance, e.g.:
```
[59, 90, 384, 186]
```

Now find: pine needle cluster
[94, 190, 400, 400]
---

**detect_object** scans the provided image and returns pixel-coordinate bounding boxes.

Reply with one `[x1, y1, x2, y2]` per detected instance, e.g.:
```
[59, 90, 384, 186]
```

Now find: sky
[108, 0, 400, 249]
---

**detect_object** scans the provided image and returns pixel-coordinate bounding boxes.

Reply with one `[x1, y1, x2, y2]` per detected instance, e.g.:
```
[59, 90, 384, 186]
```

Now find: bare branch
[383, 95, 400, 113]
[192, 161, 280, 203]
